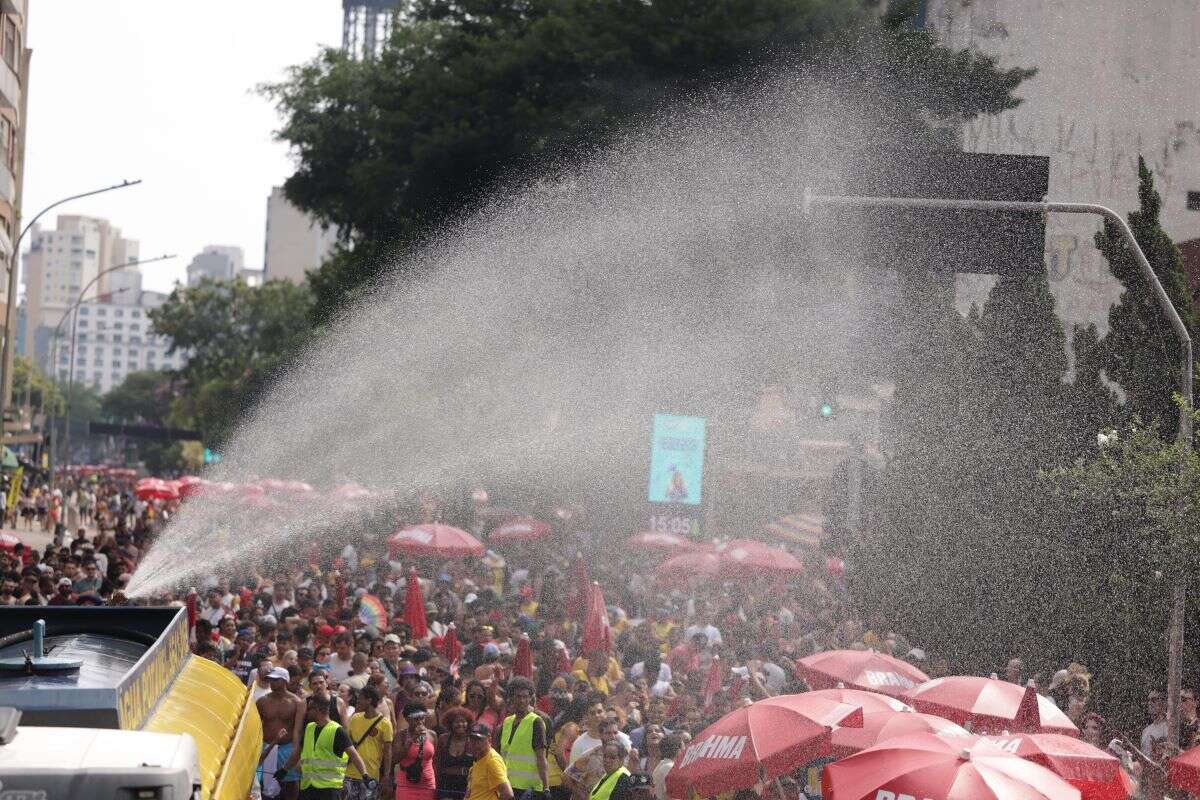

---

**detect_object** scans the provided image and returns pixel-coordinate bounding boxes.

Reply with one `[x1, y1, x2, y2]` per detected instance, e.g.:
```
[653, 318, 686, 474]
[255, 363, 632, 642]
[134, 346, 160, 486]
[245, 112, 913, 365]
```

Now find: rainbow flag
[358, 593, 387, 629]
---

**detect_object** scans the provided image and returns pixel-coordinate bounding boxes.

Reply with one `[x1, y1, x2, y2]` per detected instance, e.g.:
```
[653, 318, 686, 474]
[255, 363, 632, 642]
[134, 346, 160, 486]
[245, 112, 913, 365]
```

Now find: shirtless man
[308, 669, 349, 726]
[257, 667, 305, 800]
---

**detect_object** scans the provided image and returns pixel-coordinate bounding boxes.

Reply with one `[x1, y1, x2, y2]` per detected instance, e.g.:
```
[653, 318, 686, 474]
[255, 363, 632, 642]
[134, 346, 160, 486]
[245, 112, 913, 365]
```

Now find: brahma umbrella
[654, 549, 720, 583]
[984, 734, 1132, 800]
[666, 694, 862, 799]
[805, 688, 915, 714]
[907, 677, 1079, 735]
[1169, 743, 1200, 794]
[491, 517, 552, 543]
[798, 650, 930, 697]
[832, 710, 971, 757]
[629, 531, 696, 553]
[824, 733, 1079, 800]
[715, 539, 804, 578]
[135, 479, 178, 502]
[389, 523, 484, 558]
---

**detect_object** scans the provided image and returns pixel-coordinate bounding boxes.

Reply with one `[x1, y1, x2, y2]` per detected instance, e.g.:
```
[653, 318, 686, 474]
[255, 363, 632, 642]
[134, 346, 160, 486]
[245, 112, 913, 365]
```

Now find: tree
[148, 278, 314, 447]
[101, 370, 185, 474]
[12, 355, 64, 416]
[263, 0, 1033, 321]
[1061, 324, 1119, 458]
[1099, 157, 1197, 434]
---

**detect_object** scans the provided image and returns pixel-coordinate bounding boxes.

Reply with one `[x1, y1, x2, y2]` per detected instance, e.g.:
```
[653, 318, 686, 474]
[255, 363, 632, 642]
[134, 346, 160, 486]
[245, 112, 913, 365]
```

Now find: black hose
[0, 625, 158, 652]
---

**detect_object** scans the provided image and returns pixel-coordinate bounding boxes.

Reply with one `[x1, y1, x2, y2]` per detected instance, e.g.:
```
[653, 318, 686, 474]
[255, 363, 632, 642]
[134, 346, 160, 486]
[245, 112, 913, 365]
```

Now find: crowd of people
[0, 474, 1191, 800]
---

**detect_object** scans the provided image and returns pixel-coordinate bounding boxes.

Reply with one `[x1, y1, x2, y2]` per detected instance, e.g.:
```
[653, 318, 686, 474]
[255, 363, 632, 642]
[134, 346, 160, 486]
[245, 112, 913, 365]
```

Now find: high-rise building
[918, 0, 1200, 333]
[185, 245, 244, 286]
[22, 214, 140, 374]
[263, 186, 338, 285]
[342, 0, 400, 60]
[0, 0, 28, 332]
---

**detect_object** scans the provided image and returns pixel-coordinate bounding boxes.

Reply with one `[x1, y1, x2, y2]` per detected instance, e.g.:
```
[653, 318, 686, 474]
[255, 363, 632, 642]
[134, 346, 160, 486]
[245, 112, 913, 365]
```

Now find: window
[114, 322, 123, 330]
[131, 310, 141, 319]
[78, 320, 88, 329]
[97, 308, 107, 316]
[85, 249, 96, 257]
[77, 333, 87, 342]
[129, 335, 141, 344]
[130, 324, 140, 332]
[97, 321, 106, 330]
[79, 307, 89, 316]
[113, 334, 122, 343]
[1188, 191, 1200, 211]
[115, 309, 124, 318]
[112, 360, 120, 368]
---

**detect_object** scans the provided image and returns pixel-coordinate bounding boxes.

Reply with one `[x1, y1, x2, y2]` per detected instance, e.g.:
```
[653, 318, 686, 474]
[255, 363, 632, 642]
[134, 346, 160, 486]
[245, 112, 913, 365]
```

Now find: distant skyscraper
[342, 0, 400, 60]
[185, 245, 244, 286]
[263, 187, 338, 285]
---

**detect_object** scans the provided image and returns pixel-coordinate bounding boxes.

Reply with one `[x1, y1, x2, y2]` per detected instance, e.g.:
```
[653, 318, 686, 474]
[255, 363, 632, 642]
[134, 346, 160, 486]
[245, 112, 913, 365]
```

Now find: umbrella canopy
[907, 677, 1080, 735]
[832, 710, 971, 758]
[715, 539, 804, 577]
[403, 569, 429, 639]
[581, 582, 612, 655]
[655, 549, 720, 583]
[798, 650, 930, 697]
[666, 694, 862, 799]
[513, 634, 533, 678]
[0, 447, 17, 470]
[491, 517, 552, 543]
[984, 734, 1130, 800]
[763, 512, 825, 548]
[0, 532, 18, 550]
[134, 479, 179, 501]
[389, 523, 484, 558]
[824, 733, 1080, 800]
[1169, 744, 1200, 793]
[629, 531, 697, 553]
[805, 688, 916, 714]
[175, 476, 206, 498]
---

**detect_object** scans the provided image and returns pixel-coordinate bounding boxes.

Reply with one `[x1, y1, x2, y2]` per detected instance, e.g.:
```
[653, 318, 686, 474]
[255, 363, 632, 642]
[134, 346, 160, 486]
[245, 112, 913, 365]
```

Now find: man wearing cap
[258, 666, 305, 800]
[48, 577, 75, 606]
[380, 633, 405, 691]
[499, 677, 549, 800]
[281, 694, 367, 800]
[467, 723, 514, 800]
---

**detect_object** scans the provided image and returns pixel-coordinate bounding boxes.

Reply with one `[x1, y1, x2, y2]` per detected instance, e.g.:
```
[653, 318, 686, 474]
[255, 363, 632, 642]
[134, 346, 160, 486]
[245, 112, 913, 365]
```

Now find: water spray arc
[804, 189, 1195, 747]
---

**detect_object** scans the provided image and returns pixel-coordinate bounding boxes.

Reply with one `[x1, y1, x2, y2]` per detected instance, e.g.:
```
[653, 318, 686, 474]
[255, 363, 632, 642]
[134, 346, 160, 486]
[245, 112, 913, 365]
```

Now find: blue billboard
[647, 414, 706, 505]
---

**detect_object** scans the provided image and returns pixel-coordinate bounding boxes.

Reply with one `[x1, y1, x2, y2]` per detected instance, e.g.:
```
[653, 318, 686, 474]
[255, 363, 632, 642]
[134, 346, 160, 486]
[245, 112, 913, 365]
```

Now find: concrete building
[22, 214, 140, 373]
[0, 0, 28, 336]
[51, 289, 184, 394]
[918, 0, 1200, 334]
[263, 186, 337, 284]
[185, 245, 244, 286]
[342, 0, 400, 60]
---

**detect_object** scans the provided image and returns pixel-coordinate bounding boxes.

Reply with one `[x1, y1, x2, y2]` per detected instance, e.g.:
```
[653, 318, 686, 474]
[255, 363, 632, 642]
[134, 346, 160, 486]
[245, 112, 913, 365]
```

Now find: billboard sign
[647, 414, 706, 506]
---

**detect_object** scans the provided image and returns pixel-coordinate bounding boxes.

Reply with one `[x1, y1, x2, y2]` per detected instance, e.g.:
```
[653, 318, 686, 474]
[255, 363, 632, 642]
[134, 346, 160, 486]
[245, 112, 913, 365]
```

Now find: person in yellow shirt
[571, 651, 624, 696]
[467, 723, 515, 800]
[346, 686, 394, 800]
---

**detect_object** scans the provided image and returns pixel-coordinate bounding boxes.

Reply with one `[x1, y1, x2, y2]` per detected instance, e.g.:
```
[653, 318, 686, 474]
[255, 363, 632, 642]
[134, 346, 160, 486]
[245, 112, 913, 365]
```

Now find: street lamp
[53, 253, 174, 474]
[0, 179, 142, 448]
[802, 189, 1194, 745]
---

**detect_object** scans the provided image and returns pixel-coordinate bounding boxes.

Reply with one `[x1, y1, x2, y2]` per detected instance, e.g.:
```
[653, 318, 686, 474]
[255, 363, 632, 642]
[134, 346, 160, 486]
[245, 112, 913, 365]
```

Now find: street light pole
[0, 179, 142, 449]
[53, 253, 174, 476]
[803, 191, 1193, 743]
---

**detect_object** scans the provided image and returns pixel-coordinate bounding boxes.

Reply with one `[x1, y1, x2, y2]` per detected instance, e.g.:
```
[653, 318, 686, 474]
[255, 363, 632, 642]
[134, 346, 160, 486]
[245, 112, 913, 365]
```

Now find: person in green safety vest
[280, 694, 368, 800]
[499, 677, 550, 800]
[589, 742, 633, 800]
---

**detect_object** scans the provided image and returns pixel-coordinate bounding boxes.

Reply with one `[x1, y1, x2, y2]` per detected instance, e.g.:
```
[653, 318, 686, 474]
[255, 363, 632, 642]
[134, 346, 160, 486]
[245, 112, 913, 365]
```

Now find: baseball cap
[384, 633, 402, 644]
[627, 774, 653, 789]
[268, 666, 290, 681]
[399, 664, 419, 676]
[57, 577, 72, 587]
[468, 723, 491, 739]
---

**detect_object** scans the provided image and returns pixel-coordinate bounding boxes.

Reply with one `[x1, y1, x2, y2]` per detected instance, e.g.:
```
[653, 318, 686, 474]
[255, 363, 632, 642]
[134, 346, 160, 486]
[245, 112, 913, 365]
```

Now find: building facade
[0, 0, 27, 333]
[185, 245, 244, 286]
[919, 0, 1200, 333]
[22, 214, 140, 374]
[263, 186, 337, 284]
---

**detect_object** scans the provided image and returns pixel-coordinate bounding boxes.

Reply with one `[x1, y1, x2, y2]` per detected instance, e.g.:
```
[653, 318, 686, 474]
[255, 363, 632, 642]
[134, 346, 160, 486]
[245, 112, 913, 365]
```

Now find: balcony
[1, 1, 25, 21]
[0, 159, 14, 205]
[0, 59, 18, 111]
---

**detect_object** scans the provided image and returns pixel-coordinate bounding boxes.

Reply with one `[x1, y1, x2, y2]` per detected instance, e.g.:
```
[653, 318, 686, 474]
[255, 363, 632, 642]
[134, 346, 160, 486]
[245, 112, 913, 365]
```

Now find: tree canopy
[264, 0, 1033, 321]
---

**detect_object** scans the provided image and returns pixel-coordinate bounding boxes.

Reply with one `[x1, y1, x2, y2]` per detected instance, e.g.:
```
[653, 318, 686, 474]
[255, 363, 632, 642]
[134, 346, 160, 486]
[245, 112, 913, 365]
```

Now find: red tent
[403, 569, 429, 640]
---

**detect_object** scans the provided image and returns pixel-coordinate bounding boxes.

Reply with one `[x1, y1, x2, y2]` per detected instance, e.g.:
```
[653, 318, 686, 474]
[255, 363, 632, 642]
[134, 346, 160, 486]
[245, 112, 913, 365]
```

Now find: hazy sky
[22, 1, 344, 292]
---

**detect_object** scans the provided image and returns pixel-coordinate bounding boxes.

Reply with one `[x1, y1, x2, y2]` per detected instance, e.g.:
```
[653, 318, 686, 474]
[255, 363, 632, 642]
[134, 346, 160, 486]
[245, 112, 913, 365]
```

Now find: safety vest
[500, 711, 544, 790]
[300, 720, 349, 790]
[590, 767, 630, 800]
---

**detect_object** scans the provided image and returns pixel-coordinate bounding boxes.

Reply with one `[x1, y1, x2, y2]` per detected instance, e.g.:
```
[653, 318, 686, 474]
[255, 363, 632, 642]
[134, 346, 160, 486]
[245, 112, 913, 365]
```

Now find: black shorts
[299, 788, 341, 800]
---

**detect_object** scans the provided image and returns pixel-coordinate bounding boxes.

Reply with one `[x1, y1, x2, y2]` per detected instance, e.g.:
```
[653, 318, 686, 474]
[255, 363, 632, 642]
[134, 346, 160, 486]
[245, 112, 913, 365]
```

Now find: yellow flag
[6, 465, 21, 513]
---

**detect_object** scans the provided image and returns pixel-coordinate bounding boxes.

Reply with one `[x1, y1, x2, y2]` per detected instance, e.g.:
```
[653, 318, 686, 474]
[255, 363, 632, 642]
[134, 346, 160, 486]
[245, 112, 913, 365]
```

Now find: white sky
[22, 1, 345, 293]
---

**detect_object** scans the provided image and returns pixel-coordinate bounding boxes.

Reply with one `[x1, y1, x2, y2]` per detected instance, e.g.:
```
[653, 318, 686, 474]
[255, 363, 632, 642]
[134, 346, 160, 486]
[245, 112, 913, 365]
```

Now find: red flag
[556, 643, 572, 674]
[513, 634, 533, 678]
[444, 623, 463, 675]
[702, 656, 724, 708]
[404, 568, 429, 640]
[581, 582, 612, 656]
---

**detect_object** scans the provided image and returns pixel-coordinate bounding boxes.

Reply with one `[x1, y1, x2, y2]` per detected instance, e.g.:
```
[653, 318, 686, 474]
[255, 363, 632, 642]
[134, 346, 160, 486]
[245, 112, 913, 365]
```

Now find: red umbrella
[389, 523, 484, 558]
[629, 531, 696, 553]
[984, 734, 1130, 800]
[654, 549, 720, 583]
[491, 517, 552, 544]
[176, 476, 207, 498]
[805, 688, 916, 714]
[581, 582, 612, 655]
[798, 650, 930, 697]
[513, 634, 533, 678]
[240, 483, 266, 497]
[832, 710, 971, 757]
[403, 569, 428, 640]
[135, 479, 179, 501]
[0, 532, 18, 550]
[907, 677, 1080, 735]
[1169, 744, 1200, 793]
[331, 483, 373, 505]
[823, 733, 1080, 800]
[666, 694, 862, 799]
[715, 539, 804, 577]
